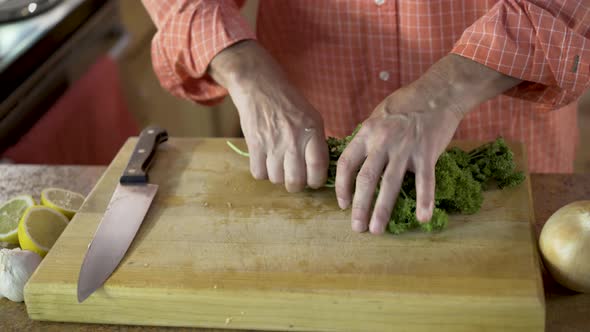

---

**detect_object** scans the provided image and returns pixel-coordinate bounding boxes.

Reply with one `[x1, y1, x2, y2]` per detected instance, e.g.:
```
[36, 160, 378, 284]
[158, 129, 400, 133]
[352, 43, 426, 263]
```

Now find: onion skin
[539, 200, 590, 293]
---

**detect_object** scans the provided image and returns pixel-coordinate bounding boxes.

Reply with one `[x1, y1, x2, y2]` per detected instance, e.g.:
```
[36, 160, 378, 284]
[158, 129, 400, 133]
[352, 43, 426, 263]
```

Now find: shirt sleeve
[451, 0, 590, 107]
[141, 0, 256, 105]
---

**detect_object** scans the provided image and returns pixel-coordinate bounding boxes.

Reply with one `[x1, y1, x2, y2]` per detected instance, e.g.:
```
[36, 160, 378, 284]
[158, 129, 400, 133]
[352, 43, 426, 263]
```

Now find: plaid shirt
[142, 0, 590, 173]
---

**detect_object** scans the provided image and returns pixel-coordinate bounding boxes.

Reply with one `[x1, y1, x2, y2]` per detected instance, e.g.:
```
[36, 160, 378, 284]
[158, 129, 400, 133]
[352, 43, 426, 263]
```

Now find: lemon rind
[19, 206, 69, 254]
[0, 195, 36, 241]
[41, 188, 85, 214]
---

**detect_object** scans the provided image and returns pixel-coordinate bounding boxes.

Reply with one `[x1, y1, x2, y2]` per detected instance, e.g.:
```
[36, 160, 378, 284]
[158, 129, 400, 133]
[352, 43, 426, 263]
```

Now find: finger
[304, 134, 329, 189]
[415, 157, 436, 223]
[351, 152, 387, 233]
[369, 158, 407, 235]
[335, 138, 366, 210]
[266, 154, 285, 185]
[284, 150, 307, 192]
[249, 149, 268, 180]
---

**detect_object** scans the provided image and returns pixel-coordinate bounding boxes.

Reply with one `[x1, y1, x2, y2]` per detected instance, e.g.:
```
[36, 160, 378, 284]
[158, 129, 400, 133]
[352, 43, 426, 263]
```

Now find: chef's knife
[77, 126, 168, 303]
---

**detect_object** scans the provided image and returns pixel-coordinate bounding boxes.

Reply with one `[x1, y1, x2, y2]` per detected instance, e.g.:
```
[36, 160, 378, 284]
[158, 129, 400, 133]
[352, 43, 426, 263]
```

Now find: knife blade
[77, 126, 168, 303]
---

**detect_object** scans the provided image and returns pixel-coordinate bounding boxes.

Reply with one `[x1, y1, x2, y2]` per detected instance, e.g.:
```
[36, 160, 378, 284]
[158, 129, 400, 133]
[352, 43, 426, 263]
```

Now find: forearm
[412, 54, 522, 115]
[208, 40, 286, 91]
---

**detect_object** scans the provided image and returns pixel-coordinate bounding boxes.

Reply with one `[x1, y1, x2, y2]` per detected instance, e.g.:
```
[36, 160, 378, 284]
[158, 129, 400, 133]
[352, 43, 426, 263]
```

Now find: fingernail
[417, 208, 432, 223]
[352, 219, 367, 232]
[369, 221, 385, 235]
[417, 201, 434, 223]
[337, 198, 347, 209]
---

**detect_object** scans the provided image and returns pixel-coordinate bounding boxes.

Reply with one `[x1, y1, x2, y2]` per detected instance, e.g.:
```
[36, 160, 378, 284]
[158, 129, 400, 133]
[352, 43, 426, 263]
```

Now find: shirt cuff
[151, 3, 256, 104]
[450, 2, 589, 107]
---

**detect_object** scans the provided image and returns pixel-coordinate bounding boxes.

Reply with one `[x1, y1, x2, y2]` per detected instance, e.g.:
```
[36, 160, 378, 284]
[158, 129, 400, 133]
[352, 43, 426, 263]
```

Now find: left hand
[335, 54, 522, 235]
[335, 78, 464, 235]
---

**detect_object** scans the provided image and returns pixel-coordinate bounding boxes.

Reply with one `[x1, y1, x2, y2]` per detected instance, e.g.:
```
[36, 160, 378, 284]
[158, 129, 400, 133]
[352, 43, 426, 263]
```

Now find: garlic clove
[0, 248, 42, 302]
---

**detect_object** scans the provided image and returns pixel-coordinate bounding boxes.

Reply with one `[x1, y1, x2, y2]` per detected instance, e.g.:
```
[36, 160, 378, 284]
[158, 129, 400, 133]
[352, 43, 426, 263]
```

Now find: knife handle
[120, 126, 168, 184]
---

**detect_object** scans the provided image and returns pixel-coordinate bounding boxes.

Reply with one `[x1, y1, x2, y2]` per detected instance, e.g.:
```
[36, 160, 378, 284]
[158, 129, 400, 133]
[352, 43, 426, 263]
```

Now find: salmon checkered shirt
[142, 0, 590, 173]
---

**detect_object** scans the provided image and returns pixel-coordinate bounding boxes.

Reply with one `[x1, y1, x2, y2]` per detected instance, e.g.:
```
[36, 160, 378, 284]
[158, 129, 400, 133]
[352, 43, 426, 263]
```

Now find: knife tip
[77, 285, 91, 303]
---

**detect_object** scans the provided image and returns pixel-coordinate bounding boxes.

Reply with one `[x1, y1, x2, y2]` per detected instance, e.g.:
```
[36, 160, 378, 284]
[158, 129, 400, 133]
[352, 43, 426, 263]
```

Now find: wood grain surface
[24, 138, 545, 331]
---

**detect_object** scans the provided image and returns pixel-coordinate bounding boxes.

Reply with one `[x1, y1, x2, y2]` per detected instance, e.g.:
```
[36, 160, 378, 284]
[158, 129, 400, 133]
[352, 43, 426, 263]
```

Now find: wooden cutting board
[25, 138, 545, 331]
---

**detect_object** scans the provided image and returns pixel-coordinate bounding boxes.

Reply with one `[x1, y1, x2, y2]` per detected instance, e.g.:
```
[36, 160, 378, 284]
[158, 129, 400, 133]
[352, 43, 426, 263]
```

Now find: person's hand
[335, 84, 463, 234]
[209, 41, 328, 192]
[335, 54, 522, 235]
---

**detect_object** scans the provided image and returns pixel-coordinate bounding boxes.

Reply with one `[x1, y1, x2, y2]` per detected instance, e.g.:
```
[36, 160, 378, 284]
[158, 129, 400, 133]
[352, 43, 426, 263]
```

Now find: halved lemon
[18, 206, 69, 257]
[41, 188, 85, 220]
[0, 195, 35, 244]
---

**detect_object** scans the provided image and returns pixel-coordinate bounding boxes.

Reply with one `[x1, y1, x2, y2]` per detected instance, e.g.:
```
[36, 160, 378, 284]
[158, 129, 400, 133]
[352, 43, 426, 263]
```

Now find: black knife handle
[120, 126, 168, 184]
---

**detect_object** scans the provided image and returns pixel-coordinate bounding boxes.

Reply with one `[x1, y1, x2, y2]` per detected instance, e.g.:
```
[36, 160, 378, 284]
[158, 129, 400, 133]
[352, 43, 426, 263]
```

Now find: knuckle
[417, 165, 436, 183]
[307, 158, 328, 171]
[370, 132, 389, 148]
[283, 130, 299, 147]
[334, 188, 347, 200]
[373, 206, 392, 224]
[334, 182, 350, 197]
[380, 173, 398, 188]
[351, 200, 371, 213]
[285, 147, 299, 157]
[356, 170, 380, 186]
[336, 155, 352, 171]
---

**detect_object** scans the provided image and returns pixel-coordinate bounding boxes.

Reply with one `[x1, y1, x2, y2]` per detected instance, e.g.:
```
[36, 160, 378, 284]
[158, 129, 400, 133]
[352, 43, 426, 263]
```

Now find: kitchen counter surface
[0, 164, 588, 332]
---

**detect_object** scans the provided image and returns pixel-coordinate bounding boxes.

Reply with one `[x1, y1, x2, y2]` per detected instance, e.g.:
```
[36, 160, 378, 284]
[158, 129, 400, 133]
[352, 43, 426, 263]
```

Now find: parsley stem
[226, 141, 250, 157]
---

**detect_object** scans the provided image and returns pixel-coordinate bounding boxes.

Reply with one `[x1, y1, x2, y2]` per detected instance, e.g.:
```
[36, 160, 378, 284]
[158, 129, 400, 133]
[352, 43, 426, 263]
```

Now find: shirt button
[379, 70, 390, 81]
[375, 0, 385, 5]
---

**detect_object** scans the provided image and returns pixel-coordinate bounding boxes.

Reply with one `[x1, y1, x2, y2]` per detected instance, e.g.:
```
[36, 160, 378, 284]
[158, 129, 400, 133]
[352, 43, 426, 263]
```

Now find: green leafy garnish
[227, 125, 525, 235]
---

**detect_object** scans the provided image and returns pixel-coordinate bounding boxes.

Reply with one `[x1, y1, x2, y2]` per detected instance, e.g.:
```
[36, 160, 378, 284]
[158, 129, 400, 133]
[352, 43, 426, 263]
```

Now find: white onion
[539, 200, 590, 293]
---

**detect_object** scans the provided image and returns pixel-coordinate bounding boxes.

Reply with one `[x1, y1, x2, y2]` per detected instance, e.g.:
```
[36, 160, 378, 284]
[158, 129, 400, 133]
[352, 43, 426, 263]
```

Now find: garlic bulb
[0, 248, 42, 302]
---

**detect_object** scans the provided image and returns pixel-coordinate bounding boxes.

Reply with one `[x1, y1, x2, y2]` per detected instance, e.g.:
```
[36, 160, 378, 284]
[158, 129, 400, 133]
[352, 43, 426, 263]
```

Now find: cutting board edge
[521, 143, 547, 313]
[24, 285, 545, 332]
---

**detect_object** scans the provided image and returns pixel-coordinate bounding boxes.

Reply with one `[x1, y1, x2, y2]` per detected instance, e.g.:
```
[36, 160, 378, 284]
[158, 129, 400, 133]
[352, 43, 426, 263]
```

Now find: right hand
[209, 41, 329, 192]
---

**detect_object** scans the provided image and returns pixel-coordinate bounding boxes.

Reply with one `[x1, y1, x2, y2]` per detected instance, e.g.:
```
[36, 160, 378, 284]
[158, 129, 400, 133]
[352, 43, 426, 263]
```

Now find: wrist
[417, 54, 522, 116]
[208, 40, 266, 89]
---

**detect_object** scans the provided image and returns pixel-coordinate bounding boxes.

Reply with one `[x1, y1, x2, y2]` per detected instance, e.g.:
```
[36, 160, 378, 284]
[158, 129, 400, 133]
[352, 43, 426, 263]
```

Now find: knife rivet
[147, 129, 155, 134]
[128, 169, 136, 173]
[138, 149, 146, 154]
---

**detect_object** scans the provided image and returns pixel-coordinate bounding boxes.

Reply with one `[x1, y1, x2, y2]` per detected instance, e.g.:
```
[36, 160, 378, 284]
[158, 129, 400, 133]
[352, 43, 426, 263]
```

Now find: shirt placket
[373, 0, 399, 100]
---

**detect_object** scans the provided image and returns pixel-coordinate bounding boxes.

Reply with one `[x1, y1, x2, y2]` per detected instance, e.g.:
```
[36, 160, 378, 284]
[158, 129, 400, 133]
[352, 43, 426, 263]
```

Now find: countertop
[0, 164, 588, 332]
